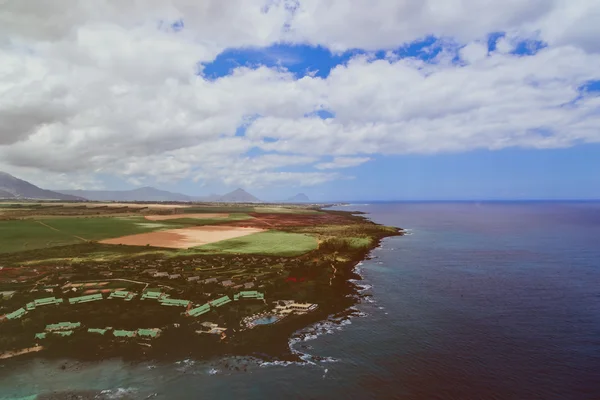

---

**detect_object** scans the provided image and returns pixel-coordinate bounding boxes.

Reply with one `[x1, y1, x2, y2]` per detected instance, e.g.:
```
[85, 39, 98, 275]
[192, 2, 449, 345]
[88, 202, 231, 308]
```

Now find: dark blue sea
[2, 202, 600, 399]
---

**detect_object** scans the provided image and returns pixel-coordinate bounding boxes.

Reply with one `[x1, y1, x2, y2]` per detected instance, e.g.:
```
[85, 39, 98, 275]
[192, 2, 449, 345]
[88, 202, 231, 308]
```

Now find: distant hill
[285, 193, 310, 202]
[216, 188, 261, 203]
[0, 172, 85, 201]
[0, 189, 15, 199]
[57, 187, 193, 202]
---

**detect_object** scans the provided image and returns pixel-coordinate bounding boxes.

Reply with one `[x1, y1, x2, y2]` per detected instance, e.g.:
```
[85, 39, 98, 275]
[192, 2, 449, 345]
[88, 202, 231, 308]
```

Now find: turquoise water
[1, 202, 599, 399]
[252, 315, 279, 325]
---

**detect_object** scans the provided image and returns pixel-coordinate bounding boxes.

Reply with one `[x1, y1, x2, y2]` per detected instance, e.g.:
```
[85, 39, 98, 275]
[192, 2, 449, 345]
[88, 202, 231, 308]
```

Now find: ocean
[1, 202, 599, 399]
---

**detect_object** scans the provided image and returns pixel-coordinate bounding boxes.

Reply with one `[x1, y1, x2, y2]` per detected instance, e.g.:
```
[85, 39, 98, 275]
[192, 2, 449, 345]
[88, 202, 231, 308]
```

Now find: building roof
[209, 295, 231, 308]
[6, 308, 27, 320]
[35, 332, 46, 340]
[55, 330, 74, 336]
[234, 291, 264, 301]
[88, 328, 108, 335]
[141, 291, 166, 300]
[113, 329, 136, 337]
[35, 297, 63, 305]
[187, 303, 211, 317]
[46, 321, 81, 331]
[69, 294, 103, 304]
[159, 298, 190, 307]
[108, 290, 135, 300]
[137, 328, 161, 338]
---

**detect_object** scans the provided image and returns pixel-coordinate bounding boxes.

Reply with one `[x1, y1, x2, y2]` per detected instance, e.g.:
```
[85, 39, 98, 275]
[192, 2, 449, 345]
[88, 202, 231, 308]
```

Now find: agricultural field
[198, 230, 318, 256]
[100, 226, 266, 249]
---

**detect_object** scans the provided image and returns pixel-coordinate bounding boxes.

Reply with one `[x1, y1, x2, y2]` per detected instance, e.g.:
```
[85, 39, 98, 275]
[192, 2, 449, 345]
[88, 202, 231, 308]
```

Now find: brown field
[99, 226, 265, 249]
[144, 213, 229, 221]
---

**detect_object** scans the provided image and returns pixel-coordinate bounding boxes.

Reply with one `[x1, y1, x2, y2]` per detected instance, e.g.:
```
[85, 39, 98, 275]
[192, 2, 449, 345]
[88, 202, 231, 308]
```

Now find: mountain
[0, 172, 85, 201]
[0, 189, 15, 199]
[57, 187, 193, 202]
[285, 193, 310, 202]
[216, 188, 261, 203]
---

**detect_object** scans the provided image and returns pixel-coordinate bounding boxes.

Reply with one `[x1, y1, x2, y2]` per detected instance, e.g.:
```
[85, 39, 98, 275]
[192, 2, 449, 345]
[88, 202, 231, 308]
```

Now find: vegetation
[198, 231, 318, 256]
[0, 201, 403, 362]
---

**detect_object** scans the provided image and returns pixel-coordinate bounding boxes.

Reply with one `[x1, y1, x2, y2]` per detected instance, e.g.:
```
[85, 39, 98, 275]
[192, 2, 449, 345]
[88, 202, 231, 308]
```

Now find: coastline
[0, 209, 402, 366]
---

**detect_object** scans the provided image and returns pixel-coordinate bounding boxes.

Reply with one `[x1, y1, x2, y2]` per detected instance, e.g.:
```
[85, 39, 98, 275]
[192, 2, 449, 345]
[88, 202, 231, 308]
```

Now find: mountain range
[0, 172, 85, 201]
[1, 171, 306, 203]
[56, 187, 261, 203]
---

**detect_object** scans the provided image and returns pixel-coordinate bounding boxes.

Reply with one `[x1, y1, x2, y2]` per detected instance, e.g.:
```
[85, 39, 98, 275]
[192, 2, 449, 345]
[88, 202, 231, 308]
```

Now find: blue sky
[1, 1, 599, 201]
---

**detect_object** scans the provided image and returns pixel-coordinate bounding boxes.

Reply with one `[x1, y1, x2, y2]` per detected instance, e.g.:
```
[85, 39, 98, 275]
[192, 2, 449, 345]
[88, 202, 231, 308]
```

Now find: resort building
[54, 330, 74, 337]
[68, 293, 103, 304]
[288, 303, 318, 313]
[209, 295, 231, 308]
[35, 332, 46, 340]
[25, 297, 64, 310]
[159, 298, 190, 307]
[137, 328, 161, 338]
[187, 276, 200, 282]
[220, 280, 234, 287]
[88, 328, 109, 335]
[233, 291, 265, 301]
[169, 274, 181, 279]
[202, 278, 217, 284]
[244, 282, 255, 289]
[108, 290, 136, 301]
[141, 291, 169, 301]
[187, 303, 211, 317]
[6, 308, 27, 320]
[46, 321, 81, 331]
[113, 330, 136, 338]
[152, 272, 169, 278]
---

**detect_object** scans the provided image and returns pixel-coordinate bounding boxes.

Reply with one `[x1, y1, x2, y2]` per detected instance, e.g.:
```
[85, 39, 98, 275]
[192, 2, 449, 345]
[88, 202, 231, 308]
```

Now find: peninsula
[0, 201, 402, 362]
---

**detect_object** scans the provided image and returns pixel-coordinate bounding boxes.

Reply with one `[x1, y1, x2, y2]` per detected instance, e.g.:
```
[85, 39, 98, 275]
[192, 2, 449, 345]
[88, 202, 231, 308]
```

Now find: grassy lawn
[253, 207, 321, 214]
[197, 230, 318, 256]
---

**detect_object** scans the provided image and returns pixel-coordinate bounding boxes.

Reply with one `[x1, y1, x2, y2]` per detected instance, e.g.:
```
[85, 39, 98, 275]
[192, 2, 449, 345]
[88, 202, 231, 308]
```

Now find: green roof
[209, 296, 231, 308]
[113, 329, 136, 338]
[55, 330, 74, 337]
[187, 303, 211, 317]
[46, 321, 81, 331]
[234, 291, 264, 301]
[137, 328, 161, 338]
[141, 291, 166, 300]
[159, 298, 190, 307]
[88, 328, 108, 335]
[35, 332, 47, 340]
[108, 291, 135, 300]
[6, 308, 27, 320]
[35, 297, 63, 306]
[69, 294, 103, 304]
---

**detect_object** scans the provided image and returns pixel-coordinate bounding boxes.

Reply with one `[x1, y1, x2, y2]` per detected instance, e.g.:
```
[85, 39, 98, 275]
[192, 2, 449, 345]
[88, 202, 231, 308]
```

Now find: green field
[198, 230, 318, 256]
[0, 217, 179, 254]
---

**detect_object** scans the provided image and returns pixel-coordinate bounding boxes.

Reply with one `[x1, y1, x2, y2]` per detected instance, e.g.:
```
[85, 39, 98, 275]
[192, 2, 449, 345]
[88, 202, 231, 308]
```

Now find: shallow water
[1, 202, 599, 399]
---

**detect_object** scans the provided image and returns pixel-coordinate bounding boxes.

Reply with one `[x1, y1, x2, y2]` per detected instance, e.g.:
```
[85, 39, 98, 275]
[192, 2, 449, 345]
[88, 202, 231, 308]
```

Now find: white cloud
[0, 0, 599, 190]
[316, 157, 371, 170]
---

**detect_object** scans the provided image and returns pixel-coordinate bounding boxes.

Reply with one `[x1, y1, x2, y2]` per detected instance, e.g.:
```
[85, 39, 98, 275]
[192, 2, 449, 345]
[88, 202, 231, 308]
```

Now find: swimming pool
[252, 315, 279, 325]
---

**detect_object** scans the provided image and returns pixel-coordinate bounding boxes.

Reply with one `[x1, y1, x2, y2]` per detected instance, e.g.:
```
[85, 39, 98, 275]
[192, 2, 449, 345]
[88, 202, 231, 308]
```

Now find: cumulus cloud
[0, 0, 599, 190]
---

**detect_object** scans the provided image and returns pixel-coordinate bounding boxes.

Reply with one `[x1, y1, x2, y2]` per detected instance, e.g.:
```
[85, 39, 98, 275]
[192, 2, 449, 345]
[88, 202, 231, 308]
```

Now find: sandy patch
[144, 213, 229, 221]
[100, 226, 265, 249]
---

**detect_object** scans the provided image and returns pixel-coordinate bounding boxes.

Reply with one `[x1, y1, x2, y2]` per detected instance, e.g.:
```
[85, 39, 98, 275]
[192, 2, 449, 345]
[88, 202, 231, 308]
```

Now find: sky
[1, 0, 599, 201]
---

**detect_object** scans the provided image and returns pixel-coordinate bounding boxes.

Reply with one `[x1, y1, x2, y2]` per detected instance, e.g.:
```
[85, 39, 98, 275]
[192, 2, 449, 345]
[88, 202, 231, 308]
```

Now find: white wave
[99, 387, 138, 399]
[207, 368, 220, 375]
